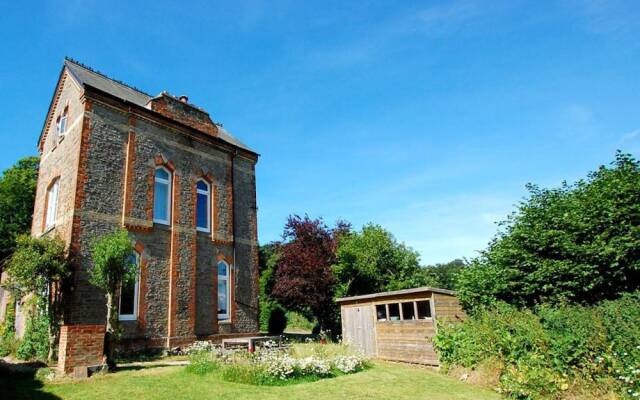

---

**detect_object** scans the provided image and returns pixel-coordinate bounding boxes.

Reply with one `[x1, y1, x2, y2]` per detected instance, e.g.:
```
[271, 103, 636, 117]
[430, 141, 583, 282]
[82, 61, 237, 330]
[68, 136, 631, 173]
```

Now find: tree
[332, 224, 425, 298]
[421, 259, 467, 290]
[258, 244, 286, 333]
[3, 234, 69, 361]
[0, 156, 39, 270]
[271, 215, 346, 334]
[88, 229, 136, 368]
[457, 152, 640, 311]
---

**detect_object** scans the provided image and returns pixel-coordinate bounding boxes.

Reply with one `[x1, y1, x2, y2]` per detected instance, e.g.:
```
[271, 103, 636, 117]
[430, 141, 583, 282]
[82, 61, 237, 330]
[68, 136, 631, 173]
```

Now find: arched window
[217, 260, 230, 320]
[153, 167, 171, 224]
[119, 252, 140, 321]
[196, 179, 210, 232]
[45, 178, 60, 230]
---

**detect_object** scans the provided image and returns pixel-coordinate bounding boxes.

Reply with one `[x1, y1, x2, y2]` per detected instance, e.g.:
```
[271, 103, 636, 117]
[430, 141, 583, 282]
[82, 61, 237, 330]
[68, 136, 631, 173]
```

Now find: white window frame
[45, 178, 60, 230]
[153, 166, 172, 225]
[196, 179, 211, 233]
[119, 252, 140, 321]
[217, 261, 230, 320]
[58, 108, 68, 137]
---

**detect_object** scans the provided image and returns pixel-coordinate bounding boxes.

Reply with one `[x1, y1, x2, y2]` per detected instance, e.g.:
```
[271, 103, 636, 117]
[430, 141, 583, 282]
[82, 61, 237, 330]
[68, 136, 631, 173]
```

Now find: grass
[1, 361, 502, 400]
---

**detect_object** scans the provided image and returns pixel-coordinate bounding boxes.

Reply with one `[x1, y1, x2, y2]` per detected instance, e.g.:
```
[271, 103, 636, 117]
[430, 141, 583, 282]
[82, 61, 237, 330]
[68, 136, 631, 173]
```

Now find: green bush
[16, 308, 49, 361]
[0, 297, 17, 357]
[260, 301, 287, 334]
[434, 294, 640, 399]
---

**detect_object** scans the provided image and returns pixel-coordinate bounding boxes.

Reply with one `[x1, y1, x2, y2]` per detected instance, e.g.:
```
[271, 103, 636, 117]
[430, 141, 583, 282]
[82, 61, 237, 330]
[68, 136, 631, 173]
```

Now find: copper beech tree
[271, 215, 349, 335]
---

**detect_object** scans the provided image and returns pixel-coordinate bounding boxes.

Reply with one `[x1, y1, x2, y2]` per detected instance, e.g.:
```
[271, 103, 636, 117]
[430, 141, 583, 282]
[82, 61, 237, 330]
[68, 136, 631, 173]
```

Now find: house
[337, 287, 465, 365]
[11, 58, 260, 372]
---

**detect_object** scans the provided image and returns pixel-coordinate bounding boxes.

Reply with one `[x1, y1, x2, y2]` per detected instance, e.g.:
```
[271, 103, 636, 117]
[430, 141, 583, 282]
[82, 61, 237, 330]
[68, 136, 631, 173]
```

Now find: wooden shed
[337, 287, 465, 365]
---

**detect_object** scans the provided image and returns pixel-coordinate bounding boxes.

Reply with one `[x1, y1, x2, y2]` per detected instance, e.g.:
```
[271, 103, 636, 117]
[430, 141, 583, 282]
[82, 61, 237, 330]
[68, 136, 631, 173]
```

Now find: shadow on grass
[0, 360, 61, 400]
[116, 363, 184, 372]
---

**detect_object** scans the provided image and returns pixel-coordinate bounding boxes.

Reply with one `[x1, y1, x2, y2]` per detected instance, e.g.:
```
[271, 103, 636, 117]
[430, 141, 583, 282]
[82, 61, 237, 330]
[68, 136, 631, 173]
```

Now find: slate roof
[62, 58, 255, 153]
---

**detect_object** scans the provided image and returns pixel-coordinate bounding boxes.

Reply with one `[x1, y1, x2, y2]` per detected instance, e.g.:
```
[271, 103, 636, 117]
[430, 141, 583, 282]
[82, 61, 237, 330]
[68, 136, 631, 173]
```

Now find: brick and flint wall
[31, 79, 259, 359]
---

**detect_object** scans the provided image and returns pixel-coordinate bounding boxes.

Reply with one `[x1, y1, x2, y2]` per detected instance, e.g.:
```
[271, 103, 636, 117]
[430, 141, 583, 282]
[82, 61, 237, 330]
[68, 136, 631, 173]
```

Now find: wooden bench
[221, 336, 282, 352]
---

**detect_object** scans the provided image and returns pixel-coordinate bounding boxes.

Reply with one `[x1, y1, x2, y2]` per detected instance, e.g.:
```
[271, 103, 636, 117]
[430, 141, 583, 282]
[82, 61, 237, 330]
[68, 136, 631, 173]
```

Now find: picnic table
[221, 335, 282, 352]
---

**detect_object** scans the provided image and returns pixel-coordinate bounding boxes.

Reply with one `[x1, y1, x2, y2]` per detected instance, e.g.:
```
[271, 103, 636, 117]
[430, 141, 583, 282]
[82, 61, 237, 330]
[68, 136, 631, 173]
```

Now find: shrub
[16, 306, 49, 361]
[0, 297, 17, 357]
[264, 302, 287, 334]
[434, 294, 640, 399]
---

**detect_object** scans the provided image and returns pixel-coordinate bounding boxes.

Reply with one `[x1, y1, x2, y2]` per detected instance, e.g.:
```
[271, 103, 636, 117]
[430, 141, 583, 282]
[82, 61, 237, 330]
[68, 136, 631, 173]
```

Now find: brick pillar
[58, 324, 106, 374]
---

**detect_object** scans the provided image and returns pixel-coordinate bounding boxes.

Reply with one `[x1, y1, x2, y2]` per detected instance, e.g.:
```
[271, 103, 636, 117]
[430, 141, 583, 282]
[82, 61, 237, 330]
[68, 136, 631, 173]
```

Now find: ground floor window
[119, 252, 140, 321]
[217, 260, 230, 320]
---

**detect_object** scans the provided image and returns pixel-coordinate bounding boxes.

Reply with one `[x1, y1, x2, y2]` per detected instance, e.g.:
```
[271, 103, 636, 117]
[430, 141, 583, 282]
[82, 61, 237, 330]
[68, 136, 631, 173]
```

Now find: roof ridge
[64, 56, 153, 98]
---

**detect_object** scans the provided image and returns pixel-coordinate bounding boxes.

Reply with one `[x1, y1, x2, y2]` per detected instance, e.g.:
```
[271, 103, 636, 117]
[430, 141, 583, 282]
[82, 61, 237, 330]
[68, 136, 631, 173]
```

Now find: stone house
[10, 58, 260, 372]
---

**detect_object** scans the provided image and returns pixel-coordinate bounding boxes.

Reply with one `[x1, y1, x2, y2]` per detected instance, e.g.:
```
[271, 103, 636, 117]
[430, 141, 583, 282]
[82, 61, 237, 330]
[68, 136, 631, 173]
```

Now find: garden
[1, 342, 500, 400]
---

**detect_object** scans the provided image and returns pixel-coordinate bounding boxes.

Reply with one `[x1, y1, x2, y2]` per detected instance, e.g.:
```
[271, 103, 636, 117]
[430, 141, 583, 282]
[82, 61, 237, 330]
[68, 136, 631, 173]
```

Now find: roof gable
[39, 58, 256, 154]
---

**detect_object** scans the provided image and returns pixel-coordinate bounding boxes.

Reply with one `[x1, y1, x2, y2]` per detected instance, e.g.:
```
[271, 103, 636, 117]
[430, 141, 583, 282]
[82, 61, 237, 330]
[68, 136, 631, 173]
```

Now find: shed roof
[58, 58, 255, 153]
[336, 286, 455, 303]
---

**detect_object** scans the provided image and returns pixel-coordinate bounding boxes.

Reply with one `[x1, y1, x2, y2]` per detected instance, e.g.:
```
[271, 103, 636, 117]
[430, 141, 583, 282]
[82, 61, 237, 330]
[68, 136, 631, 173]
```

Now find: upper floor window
[217, 261, 230, 320]
[196, 180, 210, 232]
[119, 252, 140, 321]
[45, 178, 60, 230]
[153, 167, 171, 224]
[56, 107, 68, 138]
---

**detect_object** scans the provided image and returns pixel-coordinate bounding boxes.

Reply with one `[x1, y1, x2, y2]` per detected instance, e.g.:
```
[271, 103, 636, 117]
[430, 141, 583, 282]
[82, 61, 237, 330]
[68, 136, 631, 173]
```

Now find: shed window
[196, 180, 210, 232]
[153, 167, 171, 224]
[45, 178, 60, 230]
[375, 304, 387, 321]
[119, 252, 140, 321]
[388, 303, 400, 321]
[416, 300, 432, 319]
[401, 302, 416, 320]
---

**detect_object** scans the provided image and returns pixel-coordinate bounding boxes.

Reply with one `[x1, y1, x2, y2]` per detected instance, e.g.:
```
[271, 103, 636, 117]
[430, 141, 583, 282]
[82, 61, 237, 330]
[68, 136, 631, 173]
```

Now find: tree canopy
[0, 156, 39, 269]
[332, 224, 425, 298]
[457, 152, 640, 310]
[270, 215, 346, 333]
[89, 229, 136, 368]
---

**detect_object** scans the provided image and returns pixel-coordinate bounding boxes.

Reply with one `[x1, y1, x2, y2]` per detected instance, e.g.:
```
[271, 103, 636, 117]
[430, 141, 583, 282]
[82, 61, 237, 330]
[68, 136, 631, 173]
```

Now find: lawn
[3, 361, 501, 400]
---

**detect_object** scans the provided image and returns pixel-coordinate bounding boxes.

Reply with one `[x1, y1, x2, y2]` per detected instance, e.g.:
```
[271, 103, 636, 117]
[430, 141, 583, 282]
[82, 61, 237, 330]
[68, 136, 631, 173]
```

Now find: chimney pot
[179, 95, 189, 103]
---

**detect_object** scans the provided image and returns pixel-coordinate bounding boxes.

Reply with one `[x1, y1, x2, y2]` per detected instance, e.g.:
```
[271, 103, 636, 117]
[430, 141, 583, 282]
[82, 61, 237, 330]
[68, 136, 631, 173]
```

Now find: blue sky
[1, 1, 639, 264]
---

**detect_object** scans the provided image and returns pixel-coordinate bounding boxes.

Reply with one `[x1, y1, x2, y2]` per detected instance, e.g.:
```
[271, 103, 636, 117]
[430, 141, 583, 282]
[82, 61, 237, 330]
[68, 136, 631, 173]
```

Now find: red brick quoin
[58, 324, 106, 374]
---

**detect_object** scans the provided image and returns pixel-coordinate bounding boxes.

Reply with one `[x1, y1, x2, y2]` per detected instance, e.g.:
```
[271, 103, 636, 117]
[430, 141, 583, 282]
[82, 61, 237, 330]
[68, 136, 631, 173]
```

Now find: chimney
[178, 95, 189, 103]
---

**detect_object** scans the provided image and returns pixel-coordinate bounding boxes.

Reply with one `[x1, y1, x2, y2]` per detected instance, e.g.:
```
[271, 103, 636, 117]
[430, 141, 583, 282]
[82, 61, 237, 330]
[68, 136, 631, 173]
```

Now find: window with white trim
[56, 107, 68, 138]
[45, 178, 60, 230]
[196, 179, 210, 232]
[153, 167, 171, 224]
[217, 260, 230, 320]
[119, 252, 140, 321]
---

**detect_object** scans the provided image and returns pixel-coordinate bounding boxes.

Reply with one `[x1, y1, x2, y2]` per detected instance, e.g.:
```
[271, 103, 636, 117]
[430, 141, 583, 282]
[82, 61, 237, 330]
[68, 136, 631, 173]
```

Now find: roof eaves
[37, 63, 73, 149]
[335, 286, 456, 303]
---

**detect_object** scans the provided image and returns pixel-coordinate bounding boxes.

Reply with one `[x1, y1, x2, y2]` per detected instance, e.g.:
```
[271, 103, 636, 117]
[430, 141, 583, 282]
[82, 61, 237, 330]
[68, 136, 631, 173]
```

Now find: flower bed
[185, 341, 369, 385]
